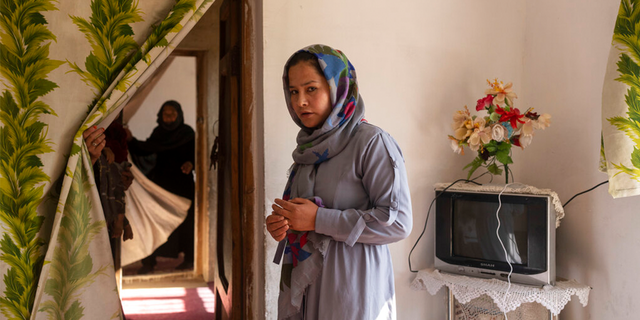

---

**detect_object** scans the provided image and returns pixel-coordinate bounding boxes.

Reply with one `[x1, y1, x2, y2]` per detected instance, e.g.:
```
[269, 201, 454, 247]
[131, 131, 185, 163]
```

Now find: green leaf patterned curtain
[602, 0, 640, 198]
[0, 0, 213, 319]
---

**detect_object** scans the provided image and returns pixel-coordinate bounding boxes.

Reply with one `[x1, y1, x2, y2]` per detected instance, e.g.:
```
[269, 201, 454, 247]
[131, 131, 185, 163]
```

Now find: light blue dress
[292, 123, 413, 320]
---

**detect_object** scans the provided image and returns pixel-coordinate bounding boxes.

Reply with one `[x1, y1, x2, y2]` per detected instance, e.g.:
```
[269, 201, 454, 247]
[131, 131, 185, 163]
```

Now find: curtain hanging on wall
[0, 0, 214, 319]
[601, 0, 640, 198]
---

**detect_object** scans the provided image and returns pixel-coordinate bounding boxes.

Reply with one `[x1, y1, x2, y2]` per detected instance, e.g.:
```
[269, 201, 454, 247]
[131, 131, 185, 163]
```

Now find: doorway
[120, 54, 203, 278]
[117, 6, 216, 320]
[117, 1, 263, 319]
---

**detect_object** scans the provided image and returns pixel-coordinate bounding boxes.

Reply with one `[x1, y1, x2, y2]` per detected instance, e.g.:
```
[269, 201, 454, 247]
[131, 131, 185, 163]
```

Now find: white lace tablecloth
[411, 268, 591, 316]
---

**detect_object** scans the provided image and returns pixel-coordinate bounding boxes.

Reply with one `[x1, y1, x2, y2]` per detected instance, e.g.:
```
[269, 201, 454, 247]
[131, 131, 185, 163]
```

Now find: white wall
[127, 56, 197, 140]
[263, 1, 527, 319]
[522, 1, 640, 319]
[264, 1, 640, 319]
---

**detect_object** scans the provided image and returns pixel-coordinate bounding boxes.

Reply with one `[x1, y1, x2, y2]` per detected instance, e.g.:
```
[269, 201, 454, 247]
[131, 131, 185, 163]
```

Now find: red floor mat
[122, 287, 215, 320]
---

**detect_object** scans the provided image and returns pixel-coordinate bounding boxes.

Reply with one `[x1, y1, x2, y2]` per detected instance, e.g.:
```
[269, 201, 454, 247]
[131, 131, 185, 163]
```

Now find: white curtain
[121, 160, 191, 267]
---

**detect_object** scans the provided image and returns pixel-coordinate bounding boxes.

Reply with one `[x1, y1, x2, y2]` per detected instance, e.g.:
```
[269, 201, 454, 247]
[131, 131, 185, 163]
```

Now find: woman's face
[162, 105, 178, 124]
[288, 62, 332, 129]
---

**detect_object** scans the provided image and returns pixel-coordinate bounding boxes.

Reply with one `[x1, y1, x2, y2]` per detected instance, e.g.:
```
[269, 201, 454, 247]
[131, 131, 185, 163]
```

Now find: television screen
[452, 200, 528, 265]
[434, 189, 555, 285]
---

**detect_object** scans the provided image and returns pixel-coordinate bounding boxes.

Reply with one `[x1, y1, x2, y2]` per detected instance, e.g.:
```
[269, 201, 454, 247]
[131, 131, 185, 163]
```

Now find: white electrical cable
[496, 183, 513, 320]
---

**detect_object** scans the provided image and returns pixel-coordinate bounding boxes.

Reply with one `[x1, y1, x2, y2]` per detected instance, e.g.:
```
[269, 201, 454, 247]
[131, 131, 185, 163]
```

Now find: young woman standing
[267, 45, 413, 320]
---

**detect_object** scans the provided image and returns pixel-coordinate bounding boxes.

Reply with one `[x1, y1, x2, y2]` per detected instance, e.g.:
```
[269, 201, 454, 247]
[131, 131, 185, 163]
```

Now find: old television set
[434, 187, 556, 286]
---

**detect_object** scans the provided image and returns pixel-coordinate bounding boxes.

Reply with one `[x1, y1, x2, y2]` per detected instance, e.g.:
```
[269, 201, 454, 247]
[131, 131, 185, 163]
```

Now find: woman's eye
[289, 90, 298, 95]
[307, 87, 316, 92]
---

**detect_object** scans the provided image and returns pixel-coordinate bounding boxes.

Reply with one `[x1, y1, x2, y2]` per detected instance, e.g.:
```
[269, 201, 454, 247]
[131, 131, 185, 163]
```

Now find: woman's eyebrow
[290, 80, 318, 88]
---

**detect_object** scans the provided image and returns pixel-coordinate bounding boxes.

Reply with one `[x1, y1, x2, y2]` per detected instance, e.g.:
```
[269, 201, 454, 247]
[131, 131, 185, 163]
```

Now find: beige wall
[127, 57, 198, 140]
[521, 1, 639, 319]
[263, 1, 640, 319]
[263, 1, 527, 319]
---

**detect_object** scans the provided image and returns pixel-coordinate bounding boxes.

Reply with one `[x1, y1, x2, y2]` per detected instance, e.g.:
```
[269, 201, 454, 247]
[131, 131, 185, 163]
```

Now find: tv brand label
[480, 263, 495, 268]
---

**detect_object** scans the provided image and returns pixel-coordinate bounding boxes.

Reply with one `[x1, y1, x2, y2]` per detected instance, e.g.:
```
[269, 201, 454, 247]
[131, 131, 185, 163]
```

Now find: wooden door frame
[239, 0, 263, 318]
[215, 0, 263, 319]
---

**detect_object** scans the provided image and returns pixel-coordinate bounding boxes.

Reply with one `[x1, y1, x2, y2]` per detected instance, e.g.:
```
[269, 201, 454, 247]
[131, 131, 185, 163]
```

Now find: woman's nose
[296, 93, 309, 107]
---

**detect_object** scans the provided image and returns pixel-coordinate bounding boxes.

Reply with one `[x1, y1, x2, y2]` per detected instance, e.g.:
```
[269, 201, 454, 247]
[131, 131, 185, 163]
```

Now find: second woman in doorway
[127, 100, 196, 274]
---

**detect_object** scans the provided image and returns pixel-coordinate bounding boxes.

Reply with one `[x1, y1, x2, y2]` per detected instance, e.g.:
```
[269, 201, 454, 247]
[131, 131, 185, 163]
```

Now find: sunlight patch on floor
[122, 286, 215, 319]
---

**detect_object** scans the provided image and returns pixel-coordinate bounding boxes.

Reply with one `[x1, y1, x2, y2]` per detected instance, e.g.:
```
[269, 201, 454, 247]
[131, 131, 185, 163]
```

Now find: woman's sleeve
[185, 137, 195, 165]
[128, 138, 155, 156]
[127, 130, 161, 156]
[314, 132, 413, 246]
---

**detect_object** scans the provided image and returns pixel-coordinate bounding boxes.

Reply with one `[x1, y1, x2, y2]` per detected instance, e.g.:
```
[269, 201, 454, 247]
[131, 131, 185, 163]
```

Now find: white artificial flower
[450, 139, 463, 154]
[521, 119, 534, 135]
[533, 113, 551, 129]
[491, 124, 506, 142]
[519, 134, 533, 148]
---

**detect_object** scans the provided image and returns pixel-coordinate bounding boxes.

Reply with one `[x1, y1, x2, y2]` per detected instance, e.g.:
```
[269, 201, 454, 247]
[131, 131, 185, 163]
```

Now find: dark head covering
[147, 100, 194, 151]
[157, 100, 184, 131]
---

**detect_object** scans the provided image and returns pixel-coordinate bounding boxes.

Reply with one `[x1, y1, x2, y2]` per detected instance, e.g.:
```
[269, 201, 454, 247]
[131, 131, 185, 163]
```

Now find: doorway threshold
[123, 272, 205, 288]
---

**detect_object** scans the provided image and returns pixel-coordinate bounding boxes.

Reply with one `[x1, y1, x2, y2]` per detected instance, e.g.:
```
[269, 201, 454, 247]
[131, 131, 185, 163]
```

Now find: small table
[411, 268, 591, 320]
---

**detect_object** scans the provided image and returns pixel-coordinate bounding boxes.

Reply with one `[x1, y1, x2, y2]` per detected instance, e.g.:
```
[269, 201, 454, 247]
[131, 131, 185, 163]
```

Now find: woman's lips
[300, 112, 314, 118]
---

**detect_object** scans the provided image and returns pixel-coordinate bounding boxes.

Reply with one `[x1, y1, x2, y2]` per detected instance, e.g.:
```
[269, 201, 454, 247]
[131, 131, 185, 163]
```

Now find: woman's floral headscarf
[283, 44, 361, 134]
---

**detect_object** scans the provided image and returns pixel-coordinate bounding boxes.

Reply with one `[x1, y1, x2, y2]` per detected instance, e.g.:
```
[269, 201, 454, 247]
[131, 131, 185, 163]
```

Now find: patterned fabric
[0, 1, 214, 319]
[601, 0, 640, 198]
[276, 44, 366, 318]
[282, 197, 323, 269]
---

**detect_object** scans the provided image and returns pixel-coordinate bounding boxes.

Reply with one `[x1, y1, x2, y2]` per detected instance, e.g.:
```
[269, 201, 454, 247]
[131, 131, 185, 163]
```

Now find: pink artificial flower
[476, 94, 494, 111]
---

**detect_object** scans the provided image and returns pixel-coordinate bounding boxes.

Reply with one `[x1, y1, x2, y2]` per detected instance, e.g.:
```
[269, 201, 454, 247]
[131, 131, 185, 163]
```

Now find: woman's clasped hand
[267, 198, 318, 240]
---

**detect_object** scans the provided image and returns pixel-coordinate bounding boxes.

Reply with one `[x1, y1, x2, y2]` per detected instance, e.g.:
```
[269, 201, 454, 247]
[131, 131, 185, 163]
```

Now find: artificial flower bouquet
[449, 79, 551, 181]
